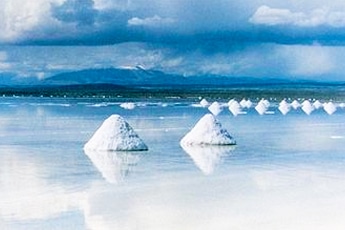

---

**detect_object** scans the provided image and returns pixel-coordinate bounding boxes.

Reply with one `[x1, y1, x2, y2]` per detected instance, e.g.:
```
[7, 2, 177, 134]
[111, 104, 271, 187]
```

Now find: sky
[1, 0, 345, 82]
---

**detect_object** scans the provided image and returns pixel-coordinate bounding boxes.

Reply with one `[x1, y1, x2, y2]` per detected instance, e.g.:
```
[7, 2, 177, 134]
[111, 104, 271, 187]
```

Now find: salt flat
[0, 97, 344, 230]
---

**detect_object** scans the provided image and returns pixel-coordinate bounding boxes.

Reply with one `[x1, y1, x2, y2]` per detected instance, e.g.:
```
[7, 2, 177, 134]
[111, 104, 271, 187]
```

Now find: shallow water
[1, 97, 345, 230]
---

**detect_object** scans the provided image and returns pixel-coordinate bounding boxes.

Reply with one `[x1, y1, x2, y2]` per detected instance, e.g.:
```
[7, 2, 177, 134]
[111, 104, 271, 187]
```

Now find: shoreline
[0, 84, 344, 101]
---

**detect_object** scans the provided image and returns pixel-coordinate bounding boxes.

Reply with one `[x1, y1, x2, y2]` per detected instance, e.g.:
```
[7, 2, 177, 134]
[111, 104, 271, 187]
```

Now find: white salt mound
[313, 100, 323, 109]
[242, 99, 253, 109]
[199, 98, 209, 107]
[255, 101, 268, 115]
[301, 100, 314, 115]
[180, 114, 236, 146]
[120, 102, 136, 110]
[208, 101, 223, 116]
[228, 100, 242, 116]
[239, 99, 247, 108]
[84, 114, 148, 151]
[278, 100, 291, 115]
[278, 105, 290, 115]
[279, 99, 289, 107]
[323, 102, 337, 115]
[291, 100, 301, 109]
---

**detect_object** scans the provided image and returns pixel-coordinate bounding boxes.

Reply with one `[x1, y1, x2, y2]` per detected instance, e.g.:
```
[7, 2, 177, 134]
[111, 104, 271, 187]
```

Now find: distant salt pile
[208, 101, 223, 116]
[255, 99, 270, 115]
[84, 114, 148, 151]
[323, 102, 337, 115]
[180, 114, 236, 146]
[278, 99, 291, 115]
[120, 102, 136, 110]
[313, 100, 323, 109]
[199, 98, 209, 108]
[228, 99, 235, 107]
[261, 99, 270, 108]
[291, 100, 301, 109]
[228, 100, 243, 116]
[301, 100, 314, 115]
[240, 99, 252, 109]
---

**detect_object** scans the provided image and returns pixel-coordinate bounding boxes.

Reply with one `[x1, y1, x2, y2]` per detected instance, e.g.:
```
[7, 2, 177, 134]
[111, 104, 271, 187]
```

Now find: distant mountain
[42, 66, 188, 86]
[41, 66, 299, 87]
[2, 66, 344, 88]
[1, 67, 344, 99]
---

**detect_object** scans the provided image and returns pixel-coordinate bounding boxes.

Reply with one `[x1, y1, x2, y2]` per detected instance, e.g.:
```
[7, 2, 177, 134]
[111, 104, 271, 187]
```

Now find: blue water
[1, 97, 345, 230]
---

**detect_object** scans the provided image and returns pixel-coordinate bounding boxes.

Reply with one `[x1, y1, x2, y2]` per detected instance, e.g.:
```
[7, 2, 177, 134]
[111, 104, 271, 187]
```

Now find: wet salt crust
[1, 97, 345, 230]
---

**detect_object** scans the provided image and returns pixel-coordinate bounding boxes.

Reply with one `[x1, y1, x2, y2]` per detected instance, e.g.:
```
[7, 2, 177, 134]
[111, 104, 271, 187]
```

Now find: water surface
[1, 97, 345, 230]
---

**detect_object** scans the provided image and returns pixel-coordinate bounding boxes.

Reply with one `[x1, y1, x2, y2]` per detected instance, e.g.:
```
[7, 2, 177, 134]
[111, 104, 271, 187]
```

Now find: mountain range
[0, 66, 343, 88]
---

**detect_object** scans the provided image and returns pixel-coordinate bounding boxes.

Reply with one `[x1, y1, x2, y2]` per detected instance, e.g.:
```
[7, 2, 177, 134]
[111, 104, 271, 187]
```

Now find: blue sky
[1, 0, 345, 82]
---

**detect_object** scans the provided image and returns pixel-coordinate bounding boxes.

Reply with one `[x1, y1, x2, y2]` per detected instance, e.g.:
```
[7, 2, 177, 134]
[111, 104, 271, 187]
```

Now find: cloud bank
[1, 0, 345, 82]
[128, 15, 175, 27]
[250, 5, 345, 27]
[2, 0, 345, 45]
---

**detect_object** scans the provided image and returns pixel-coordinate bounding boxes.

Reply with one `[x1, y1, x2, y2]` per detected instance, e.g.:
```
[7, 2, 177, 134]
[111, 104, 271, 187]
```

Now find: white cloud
[250, 5, 345, 27]
[0, 0, 63, 42]
[128, 15, 175, 27]
[93, 0, 129, 10]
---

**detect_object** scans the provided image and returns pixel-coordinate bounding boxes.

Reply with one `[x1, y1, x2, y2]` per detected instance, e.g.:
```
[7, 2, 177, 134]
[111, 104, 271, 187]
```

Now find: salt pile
[301, 100, 314, 115]
[255, 99, 270, 115]
[84, 149, 142, 184]
[228, 99, 235, 107]
[208, 101, 223, 116]
[199, 98, 209, 108]
[180, 113, 236, 146]
[240, 99, 252, 109]
[120, 102, 136, 110]
[228, 100, 243, 116]
[291, 100, 301, 109]
[181, 144, 235, 175]
[84, 114, 148, 151]
[323, 102, 337, 115]
[278, 99, 291, 115]
[313, 100, 323, 109]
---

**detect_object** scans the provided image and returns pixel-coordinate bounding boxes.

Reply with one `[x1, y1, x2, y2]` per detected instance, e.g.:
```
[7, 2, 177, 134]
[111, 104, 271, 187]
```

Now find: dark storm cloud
[0, 0, 255, 45]
[2, 0, 345, 82]
[3, 0, 345, 46]
[52, 0, 98, 26]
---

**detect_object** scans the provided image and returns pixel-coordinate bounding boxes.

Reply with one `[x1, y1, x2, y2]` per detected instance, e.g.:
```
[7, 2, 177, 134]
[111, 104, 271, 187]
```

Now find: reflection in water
[181, 144, 235, 175]
[84, 150, 143, 184]
[2, 98, 345, 229]
[83, 167, 345, 230]
[0, 148, 84, 221]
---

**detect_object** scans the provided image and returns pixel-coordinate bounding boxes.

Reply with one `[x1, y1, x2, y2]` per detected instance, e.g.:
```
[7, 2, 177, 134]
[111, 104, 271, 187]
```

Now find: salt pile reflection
[84, 149, 144, 184]
[181, 144, 235, 175]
